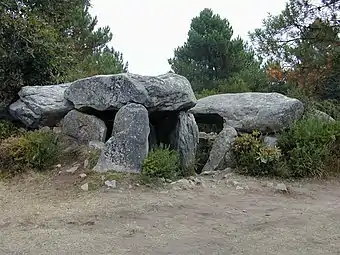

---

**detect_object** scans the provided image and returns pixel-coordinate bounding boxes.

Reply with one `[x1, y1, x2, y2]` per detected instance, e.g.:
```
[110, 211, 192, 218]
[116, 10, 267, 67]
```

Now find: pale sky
[90, 0, 287, 76]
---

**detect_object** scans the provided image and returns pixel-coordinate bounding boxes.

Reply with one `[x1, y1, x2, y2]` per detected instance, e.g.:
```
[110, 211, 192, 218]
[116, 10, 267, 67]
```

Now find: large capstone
[202, 125, 238, 172]
[62, 110, 107, 144]
[64, 73, 197, 112]
[9, 83, 73, 128]
[190, 92, 304, 133]
[171, 112, 199, 170]
[94, 103, 150, 173]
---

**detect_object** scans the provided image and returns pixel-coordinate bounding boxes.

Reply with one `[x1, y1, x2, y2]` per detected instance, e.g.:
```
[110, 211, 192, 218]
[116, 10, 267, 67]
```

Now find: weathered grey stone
[263, 136, 278, 148]
[199, 132, 218, 141]
[80, 183, 89, 191]
[170, 179, 195, 190]
[171, 112, 199, 169]
[62, 110, 107, 144]
[190, 92, 304, 133]
[311, 109, 335, 122]
[275, 183, 288, 193]
[94, 103, 150, 173]
[9, 83, 73, 128]
[202, 126, 238, 172]
[64, 73, 196, 112]
[89, 141, 105, 151]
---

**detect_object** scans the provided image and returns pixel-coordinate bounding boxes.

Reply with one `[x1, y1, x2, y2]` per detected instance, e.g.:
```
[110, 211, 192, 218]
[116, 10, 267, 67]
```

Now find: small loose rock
[226, 180, 240, 187]
[66, 165, 79, 174]
[81, 183, 89, 191]
[53, 127, 62, 134]
[79, 173, 87, 178]
[105, 180, 117, 189]
[83, 159, 89, 169]
[170, 179, 195, 190]
[200, 171, 215, 176]
[275, 183, 288, 193]
[266, 182, 274, 188]
[223, 173, 234, 179]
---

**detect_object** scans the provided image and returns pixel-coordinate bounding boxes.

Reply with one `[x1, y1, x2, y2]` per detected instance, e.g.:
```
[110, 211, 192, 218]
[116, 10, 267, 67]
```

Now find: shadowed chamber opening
[193, 113, 224, 173]
[78, 107, 117, 141]
[193, 113, 224, 133]
[148, 111, 179, 150]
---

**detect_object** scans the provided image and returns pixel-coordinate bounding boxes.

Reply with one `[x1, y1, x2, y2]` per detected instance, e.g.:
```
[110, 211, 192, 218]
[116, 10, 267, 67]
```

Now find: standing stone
[171, 112, 199, 170]
[62, 110, 107, 144]
[202, 125, 238, 172]
[94, 103, 150, 173]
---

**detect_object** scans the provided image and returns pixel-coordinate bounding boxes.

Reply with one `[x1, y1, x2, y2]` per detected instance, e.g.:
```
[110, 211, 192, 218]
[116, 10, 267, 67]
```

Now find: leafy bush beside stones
[278, 117, 340, 178]
[0, 120, 24, 141]
[232, 131, 282, 176]
[140, 147, 181, 184]
[0, 130, 61, 176]
[232, 117, 340, 179]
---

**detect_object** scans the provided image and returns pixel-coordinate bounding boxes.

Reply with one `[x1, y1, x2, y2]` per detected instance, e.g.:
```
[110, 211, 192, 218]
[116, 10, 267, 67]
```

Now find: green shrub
[0, 130, 60, 175]
[0, 120, 24, 140]
[314, 99, 340, 121]
[217, 78, 252, 94]
[278, 117, 340, 178]
[232, 131, 282, 176]
[196, 88, 221, 99]
[88, 148, 101, 169]
[141, 147, 181, 184]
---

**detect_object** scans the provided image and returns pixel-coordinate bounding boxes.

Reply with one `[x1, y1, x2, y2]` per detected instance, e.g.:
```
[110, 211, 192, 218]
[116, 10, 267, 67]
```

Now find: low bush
[314, 99, 340, 121]
[232, 131, 282, 176]
[88, 148, 101, 169]
[196, 88, 221, 99]
[278, 117, 340, 178]
[140, 147, 181, 184]
[0, 120, 24, 140]
[0, 130, 60, 176]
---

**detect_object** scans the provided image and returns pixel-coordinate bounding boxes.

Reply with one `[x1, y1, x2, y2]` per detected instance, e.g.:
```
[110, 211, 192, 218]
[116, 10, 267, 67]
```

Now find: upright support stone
[202, 125, 238, 172]
[94, 103, 150, 173]
[171, 112, 199, 170]
[62, 110, 107, 144]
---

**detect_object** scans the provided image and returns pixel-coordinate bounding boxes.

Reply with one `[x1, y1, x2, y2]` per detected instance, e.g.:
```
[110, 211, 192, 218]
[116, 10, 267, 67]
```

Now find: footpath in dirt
[1, 172, 340, 255]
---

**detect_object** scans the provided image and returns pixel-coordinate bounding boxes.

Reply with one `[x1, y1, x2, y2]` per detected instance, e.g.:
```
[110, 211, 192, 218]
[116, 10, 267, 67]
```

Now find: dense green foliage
[0, 120, 24, 140]
[141, 147, 181, 183]
[0, 130, 60, 175]
[278, 117, 340, 178]
[232, 118, 340, 178]
[1, 1, 339, 181]
[249, 0, 340, 115]
[0, 0, 127, 106]
[168, 8, 268, 93]
[232, 131, 283, 176]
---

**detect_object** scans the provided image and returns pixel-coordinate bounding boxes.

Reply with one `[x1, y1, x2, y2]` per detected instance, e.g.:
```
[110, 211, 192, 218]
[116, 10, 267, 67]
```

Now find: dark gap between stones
[193, 113, 224, 134]
[193, 113, 223, 173]
[149, 111, 179, 150]
[77, 107, 117, 141]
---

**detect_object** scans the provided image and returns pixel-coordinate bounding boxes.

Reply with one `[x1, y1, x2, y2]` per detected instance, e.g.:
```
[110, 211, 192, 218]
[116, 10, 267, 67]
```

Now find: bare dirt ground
[1, 171, 340, 255]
